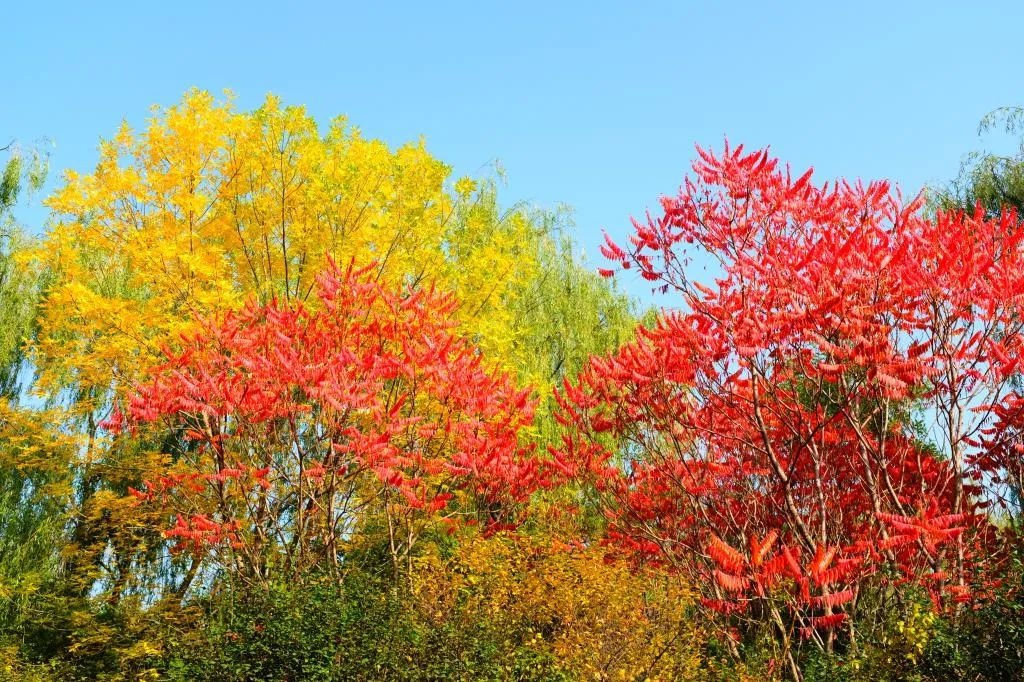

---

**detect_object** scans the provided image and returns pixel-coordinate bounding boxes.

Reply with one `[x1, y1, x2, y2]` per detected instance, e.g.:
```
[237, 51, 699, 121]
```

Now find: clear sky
[4, 1, 1024, 299]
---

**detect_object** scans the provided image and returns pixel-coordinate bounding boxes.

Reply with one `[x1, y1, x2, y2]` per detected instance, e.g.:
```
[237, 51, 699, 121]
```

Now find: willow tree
[935, 106, 1024, 219]
[0, 141, 71, 672]
[0, 141, 47, 396]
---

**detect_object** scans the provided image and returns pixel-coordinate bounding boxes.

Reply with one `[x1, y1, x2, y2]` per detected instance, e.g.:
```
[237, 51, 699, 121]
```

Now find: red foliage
[126, 260, 547, 581]
[555, 142, 1023, 639]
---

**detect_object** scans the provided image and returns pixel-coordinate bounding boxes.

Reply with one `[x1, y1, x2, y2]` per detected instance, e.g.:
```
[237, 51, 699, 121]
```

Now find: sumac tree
[122, 261, 548, 587]
[555, 143, 1022, 673]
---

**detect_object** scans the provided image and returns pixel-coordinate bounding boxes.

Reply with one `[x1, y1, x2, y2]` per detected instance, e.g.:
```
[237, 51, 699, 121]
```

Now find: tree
[34, 90, 550, 398]
[122, 260, 548, 586]
[933, 105, 1024, 523]
[555, 142, 1020, 677]
[0, 140, 48, 397]
[510, 228, 639, 446]
[935, 106, 1024, 219]
[1, 139, 48, 215]
[0, 141, 72, 676]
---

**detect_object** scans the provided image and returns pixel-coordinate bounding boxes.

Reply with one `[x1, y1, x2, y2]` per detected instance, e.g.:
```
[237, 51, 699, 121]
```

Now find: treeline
[0, 92, 1022, 681]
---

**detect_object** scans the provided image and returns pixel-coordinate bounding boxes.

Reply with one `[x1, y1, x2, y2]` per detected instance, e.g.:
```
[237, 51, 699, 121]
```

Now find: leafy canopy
[557, 143, 1024, 664]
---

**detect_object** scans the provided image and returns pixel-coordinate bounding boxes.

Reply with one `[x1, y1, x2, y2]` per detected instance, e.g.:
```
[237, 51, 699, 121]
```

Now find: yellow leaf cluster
[0, 399, 75, 486]
[411, 532, 706, 681]
[33, 89, 546, 400]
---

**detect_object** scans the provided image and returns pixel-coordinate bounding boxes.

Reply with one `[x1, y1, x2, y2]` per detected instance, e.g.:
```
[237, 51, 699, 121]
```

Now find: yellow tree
[37, 90, 545, 392]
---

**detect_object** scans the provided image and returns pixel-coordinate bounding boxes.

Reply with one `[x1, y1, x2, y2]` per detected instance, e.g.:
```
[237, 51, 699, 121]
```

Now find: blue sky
[4, 1, 1024, 299]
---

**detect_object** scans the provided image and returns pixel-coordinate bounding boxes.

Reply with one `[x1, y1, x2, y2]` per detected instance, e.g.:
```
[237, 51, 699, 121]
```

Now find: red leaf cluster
[127, 260, 547, 578]
[556, 142, 1024, 633]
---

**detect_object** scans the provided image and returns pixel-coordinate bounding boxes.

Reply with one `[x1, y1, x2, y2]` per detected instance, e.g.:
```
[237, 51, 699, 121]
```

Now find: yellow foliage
[854, 599, 938, 673]
[0, 399, 76, 484]
[33, 89, 548, 399]
[411, 532, 707, 681]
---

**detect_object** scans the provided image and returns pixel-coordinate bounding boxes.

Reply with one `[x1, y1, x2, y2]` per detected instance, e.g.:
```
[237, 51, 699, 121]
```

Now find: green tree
[0, 141, 47, 397]
[934, 106, 1024, 218]
[511, 220, 639, 444]
[0, 141, 69, 678]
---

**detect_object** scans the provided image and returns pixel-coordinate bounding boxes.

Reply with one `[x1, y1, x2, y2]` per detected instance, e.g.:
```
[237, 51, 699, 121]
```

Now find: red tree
[555, 143, 1021, 662]
[123, 261, 547, 584]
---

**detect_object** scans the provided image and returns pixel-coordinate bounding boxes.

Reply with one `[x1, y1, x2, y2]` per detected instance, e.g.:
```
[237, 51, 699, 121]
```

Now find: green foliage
[0, 142, 48, 398]
[0, 142, 66, 680]
[0, 231, 45, 398]
[728, 567, 1024, 682]
[0, 463, 64, 635]
[164, 572, 571, 682]
[934, 106, 1024, 218]
[513, 226, 639, 443]
[0, 142, 47, 215]
[920, 547, 1024, 681]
